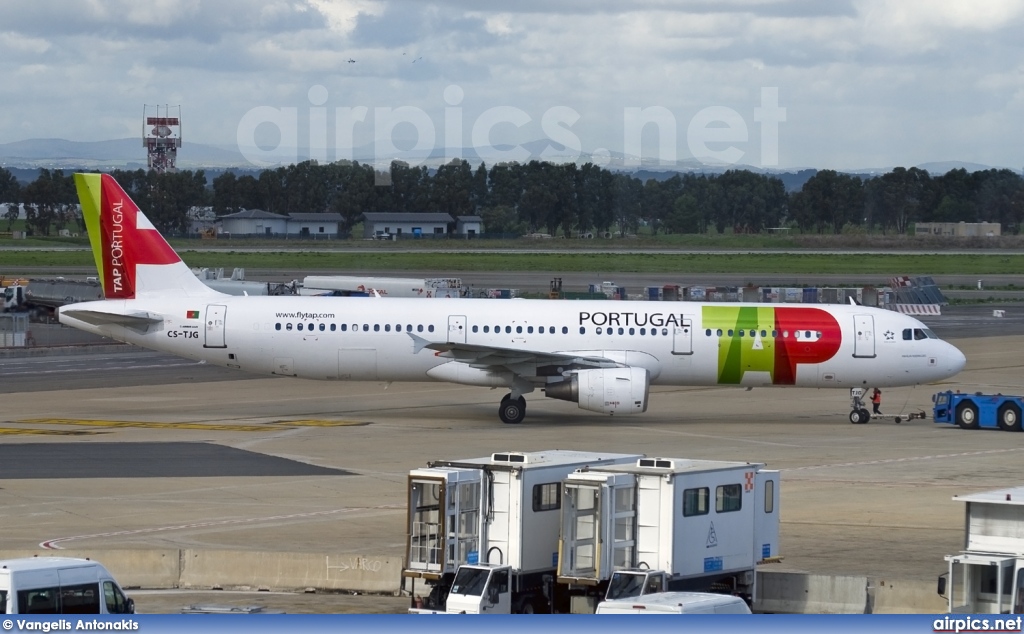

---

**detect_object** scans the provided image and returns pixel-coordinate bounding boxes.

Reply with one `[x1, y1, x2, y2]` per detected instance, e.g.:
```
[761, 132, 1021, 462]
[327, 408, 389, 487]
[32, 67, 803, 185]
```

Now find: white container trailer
[557, 457, 780, 613]
[302, 275, 464, 298]
[939, 486, 1024, 613]
[402, 450, 643, 614]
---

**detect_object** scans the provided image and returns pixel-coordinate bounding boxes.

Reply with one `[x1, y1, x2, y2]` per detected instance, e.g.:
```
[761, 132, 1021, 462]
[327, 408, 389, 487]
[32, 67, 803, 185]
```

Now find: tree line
[1, 161, 1021, 237]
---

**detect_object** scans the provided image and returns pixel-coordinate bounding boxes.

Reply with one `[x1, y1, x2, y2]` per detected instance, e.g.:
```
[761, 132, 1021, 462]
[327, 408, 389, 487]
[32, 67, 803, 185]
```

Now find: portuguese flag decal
[186, 310, 200, 319]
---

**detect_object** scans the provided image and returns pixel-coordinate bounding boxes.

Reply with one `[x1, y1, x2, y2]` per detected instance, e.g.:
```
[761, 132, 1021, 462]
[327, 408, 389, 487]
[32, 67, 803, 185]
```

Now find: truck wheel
[997, 403, 1022, 432]
[956, 402, 979, 430]
[514, 596, 536, 614]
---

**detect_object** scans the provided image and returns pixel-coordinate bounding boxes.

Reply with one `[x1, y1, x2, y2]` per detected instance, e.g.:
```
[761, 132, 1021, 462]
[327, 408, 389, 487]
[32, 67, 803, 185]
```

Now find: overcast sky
[1, 0, 1022, 171]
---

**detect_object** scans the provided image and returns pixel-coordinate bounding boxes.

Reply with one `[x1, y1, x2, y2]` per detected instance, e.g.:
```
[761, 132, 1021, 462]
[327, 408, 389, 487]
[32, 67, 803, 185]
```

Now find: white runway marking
[786, 447, 1024, 471]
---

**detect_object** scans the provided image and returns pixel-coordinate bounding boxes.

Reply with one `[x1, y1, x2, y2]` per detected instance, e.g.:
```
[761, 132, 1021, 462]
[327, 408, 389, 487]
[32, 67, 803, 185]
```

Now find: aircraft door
[448, 315, 467, 344]
[853, 314, 876, 358]
[672, 317, 694, 355]
[205, 304, 227, 348]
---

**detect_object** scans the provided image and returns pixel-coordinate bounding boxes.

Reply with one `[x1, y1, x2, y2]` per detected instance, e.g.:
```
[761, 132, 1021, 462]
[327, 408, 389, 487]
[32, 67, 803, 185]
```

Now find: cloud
[0, 0, 1021, 171]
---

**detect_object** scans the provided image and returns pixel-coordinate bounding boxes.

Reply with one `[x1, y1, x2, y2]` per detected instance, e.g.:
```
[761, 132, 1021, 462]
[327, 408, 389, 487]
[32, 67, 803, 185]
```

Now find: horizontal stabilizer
[60, 308, 163, 328]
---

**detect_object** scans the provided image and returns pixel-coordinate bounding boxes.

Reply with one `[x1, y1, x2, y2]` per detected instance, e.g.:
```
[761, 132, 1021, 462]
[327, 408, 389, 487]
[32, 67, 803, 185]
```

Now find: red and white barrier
[893, 304, 942, 315]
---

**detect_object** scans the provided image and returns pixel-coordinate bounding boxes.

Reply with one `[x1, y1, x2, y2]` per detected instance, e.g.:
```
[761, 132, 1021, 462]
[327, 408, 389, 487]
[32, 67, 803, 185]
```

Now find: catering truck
[556, 457, 780, 613]
[938, 486, 1024, 613]
[404, 453, 780, 614]
[402, 450, 644, 614]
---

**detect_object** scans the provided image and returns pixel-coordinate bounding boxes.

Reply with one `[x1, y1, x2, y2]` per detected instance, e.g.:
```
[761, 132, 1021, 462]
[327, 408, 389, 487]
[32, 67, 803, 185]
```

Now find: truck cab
[444, 564, 513, 614]
[939, 486, 1024, 613]
[604, 569, 667, 601]
[941, 555, 1024, 614]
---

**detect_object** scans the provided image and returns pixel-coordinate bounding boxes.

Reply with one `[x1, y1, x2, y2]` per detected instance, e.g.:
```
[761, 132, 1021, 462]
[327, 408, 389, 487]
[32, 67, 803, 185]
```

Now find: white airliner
[60, 173, 966, 425]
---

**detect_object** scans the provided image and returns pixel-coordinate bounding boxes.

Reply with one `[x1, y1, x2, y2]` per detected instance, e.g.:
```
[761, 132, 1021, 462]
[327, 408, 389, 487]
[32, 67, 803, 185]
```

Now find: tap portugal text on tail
[59, 173, 967, 424]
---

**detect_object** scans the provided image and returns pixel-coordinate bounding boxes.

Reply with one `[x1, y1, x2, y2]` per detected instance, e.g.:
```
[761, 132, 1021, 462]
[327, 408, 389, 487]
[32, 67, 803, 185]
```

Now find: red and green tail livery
[74, 173, 184, 299]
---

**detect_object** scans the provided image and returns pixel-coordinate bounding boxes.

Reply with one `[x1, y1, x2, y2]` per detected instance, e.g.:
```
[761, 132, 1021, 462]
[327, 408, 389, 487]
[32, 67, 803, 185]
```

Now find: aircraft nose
[947, 343, 967, 376]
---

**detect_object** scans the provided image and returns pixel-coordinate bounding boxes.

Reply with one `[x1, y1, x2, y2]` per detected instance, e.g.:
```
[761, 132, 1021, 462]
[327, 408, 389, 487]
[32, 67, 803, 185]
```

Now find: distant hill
[0, 138, 248, 169]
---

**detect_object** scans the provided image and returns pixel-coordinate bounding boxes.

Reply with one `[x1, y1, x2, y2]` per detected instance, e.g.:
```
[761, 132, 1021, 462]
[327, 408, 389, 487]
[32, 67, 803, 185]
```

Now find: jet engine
[544, 367, 649, 415]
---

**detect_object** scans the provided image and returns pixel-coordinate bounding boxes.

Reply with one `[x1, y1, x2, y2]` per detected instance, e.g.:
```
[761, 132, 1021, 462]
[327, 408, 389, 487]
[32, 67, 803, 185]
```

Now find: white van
[0, 557, 135, 615]
[595, 591, 751, 614]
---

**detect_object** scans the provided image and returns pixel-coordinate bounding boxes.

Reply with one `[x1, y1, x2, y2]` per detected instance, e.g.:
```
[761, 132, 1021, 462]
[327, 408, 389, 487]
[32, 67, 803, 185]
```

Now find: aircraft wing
[410, 333, 624, 375]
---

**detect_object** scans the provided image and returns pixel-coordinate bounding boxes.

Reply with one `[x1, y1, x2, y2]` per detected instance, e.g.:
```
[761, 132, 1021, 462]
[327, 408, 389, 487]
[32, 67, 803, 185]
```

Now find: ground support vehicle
[595, 591, 752, 614]
[2, 280, 104, 321]
[938, 486, 1024, 613]
[0, 557, 134, 614]
[402, 450, 643, 614]
[933, 390, 1024, 431]
[557, 457, 780, 613]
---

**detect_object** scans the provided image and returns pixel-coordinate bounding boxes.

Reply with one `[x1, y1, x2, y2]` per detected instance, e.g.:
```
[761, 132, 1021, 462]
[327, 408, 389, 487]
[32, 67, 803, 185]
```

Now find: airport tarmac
[0, 315, 1022, 613]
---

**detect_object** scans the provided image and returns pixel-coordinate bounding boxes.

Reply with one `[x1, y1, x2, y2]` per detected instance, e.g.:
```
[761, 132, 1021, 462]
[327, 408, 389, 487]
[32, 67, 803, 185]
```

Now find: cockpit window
[903, 328, 912, 341]
[914, 329, 928, 340]
[922, 329, 938, 339]
[905, 328, 937, 341]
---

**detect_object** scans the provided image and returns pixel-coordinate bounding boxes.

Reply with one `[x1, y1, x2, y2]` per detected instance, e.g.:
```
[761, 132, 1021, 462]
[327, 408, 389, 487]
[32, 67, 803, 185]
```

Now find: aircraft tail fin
[74, 173, 220, 300]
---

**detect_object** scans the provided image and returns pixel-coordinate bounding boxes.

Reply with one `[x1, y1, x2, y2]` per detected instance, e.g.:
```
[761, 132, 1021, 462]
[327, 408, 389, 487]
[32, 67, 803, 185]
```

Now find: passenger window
[728, 330, 734, 337]
[563, 326, 569, 334]
[60, 582, 100, 614]
[286, 323, 293, 331]
[716, 329, 722, 336]
[417, 325, 423, 332]
[330, 324, 336, 331]
[374, 324, 380, 332]
[716, 484, 742, 513]
[706, 329, 711, 336]
[319, 324, 325, 332]
[761, 330, 767, 337]
[505, 326, 511, 334]
[297, 323, 303, 331]
[618, 327, 624, 335]
[428, 325, 434, 333]
[385, 324, 391, 332]
[362, 324, 369, 331]
[516, 326, 522, 334]
[597, 327, 603, 334]
[19, 587, 60, 614]
[771, 330, 777, 337]
[578, 327, 585, 334]
[683, 487, 709, 517]
[483, 326, 489, 333]
[629, 328, 635, 335]
[738, 330, 744, 337]
[472, 325, 478, 333]
[103, 581, 129, 614]
[641, 328, 647, 335]
[275, 323, 281, 331]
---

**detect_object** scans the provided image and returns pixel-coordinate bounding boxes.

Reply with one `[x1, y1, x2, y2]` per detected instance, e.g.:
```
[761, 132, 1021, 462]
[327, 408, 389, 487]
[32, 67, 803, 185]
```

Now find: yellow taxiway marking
[18, 419, 271, 432]
[0, 427, 102, 436]
[15, 419, 370, 432]
[269, 419, 371, 427]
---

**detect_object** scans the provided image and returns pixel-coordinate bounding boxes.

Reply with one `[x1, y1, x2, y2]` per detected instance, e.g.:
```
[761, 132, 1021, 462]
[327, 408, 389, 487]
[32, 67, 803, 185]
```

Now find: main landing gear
[499, 394, 527, 425]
